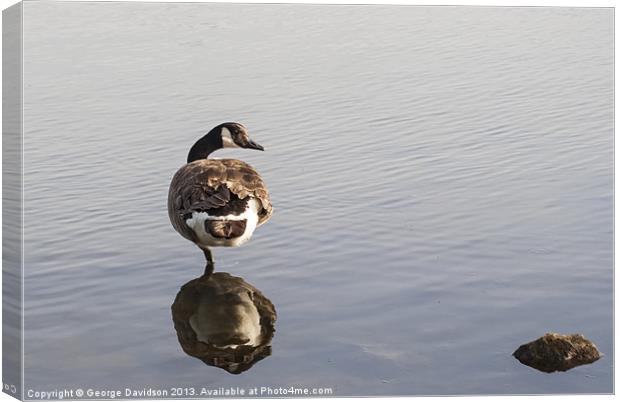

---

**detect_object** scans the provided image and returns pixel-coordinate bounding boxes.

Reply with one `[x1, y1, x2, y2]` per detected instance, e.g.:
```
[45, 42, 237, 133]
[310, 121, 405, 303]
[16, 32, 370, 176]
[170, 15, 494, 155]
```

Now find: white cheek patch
[221, 126, 240, 148]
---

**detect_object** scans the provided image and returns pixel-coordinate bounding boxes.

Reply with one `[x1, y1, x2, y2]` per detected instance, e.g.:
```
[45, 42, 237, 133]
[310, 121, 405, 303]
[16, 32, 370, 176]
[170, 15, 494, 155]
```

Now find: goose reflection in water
[171, 272, 276, 374]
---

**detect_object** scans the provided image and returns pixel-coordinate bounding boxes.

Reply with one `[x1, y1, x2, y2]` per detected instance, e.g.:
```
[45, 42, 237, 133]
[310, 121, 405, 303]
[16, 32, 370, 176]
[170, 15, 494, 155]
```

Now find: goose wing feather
[168, 159, 273, 241]
[178, 185, 231, 214]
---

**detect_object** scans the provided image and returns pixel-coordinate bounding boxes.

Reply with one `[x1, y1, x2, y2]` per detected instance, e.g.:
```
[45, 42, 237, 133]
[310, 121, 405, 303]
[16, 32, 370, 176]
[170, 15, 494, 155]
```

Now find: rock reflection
[171, 272, 276, 374]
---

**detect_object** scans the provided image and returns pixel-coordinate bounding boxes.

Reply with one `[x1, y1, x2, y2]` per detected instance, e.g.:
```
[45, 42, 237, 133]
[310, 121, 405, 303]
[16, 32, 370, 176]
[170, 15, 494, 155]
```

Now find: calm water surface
[21, 3, 612, 396]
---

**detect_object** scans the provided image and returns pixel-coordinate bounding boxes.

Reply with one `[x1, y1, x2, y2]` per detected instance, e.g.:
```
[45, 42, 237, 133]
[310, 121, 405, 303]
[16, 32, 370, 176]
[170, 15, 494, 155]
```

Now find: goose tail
[205, 220, 248, 239]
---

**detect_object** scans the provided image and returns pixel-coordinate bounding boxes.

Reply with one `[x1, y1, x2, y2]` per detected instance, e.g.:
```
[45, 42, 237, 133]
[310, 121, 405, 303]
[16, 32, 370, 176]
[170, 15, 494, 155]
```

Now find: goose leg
[201, 247, 214, 278]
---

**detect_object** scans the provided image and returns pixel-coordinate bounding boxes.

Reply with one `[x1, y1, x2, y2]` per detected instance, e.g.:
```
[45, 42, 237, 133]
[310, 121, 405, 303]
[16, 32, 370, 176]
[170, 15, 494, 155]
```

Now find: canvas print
[2, 1, 613, 399]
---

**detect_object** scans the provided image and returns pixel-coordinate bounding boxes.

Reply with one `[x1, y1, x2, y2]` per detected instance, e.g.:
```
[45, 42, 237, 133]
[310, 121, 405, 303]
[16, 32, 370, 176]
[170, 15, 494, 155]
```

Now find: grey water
[19, 2, 612, 396]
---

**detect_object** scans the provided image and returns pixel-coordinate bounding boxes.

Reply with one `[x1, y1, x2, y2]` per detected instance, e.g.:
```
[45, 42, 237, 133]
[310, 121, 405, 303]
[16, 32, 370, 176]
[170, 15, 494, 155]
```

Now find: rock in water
[513, 333, 602, 373]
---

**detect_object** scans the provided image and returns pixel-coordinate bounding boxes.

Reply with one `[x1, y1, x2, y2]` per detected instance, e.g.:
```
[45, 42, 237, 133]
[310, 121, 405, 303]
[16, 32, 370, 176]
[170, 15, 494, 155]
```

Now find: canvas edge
[3, 2, 24, 401]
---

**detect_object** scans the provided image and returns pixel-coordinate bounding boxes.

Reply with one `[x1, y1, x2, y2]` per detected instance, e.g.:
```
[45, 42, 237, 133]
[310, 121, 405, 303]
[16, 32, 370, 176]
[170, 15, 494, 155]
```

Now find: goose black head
[187, 122, 264, 163]
[219, 122, 264, 151]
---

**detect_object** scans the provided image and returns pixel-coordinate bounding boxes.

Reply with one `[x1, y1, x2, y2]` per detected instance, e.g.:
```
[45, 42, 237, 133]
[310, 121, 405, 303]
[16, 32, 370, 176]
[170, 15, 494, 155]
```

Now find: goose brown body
[168, 158, 273, 244]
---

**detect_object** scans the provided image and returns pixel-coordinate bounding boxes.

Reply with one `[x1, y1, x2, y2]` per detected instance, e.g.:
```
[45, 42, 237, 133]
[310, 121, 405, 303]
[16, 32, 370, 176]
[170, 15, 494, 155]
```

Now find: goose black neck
[187, 130, 221, 163]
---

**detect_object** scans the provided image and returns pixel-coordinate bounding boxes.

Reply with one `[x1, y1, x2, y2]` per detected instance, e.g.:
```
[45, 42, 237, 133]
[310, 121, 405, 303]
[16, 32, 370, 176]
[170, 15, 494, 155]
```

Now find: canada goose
[168, 122, 273, 276]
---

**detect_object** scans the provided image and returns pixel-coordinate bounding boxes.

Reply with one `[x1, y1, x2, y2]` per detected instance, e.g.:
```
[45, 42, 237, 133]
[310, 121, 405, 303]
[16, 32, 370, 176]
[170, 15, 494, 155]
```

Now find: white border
[0, 2, 616, 402]
[0, 0, 616, 5]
